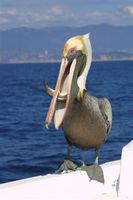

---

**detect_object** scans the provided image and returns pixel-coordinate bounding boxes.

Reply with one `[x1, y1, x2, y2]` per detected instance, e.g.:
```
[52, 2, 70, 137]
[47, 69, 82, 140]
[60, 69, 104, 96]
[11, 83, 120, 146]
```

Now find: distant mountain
[0, 24, 133, 63]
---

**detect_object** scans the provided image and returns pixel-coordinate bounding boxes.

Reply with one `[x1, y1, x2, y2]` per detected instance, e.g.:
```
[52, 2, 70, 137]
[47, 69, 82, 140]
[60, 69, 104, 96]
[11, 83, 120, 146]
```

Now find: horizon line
[0, 23, 133, 31]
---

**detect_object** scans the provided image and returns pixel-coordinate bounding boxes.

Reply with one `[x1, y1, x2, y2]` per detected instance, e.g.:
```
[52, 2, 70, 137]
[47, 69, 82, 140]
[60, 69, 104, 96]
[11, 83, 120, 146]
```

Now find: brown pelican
[45, 34, 112, 183]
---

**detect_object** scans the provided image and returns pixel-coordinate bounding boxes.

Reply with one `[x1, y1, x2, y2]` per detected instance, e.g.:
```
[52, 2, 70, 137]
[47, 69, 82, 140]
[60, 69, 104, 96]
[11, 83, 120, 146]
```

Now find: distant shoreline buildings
[0, 51, 133, 64]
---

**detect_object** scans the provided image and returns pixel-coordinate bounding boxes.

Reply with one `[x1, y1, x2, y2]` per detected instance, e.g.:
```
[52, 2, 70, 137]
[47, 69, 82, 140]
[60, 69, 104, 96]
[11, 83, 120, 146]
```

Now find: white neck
[77, 38, 92, 90]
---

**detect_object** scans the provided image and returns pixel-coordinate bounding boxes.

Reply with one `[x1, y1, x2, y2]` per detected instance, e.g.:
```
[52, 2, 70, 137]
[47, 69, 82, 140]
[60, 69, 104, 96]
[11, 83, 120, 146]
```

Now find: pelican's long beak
[45, 51, 86, 129]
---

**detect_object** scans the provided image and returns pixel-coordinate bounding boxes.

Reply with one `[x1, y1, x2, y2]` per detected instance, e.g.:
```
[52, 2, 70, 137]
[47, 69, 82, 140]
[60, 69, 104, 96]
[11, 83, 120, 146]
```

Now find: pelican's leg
[89, 149, 104, 183]
[79, 149, 104, 183]
[56, 145, 78, 174]
[94, 148, 99, 165]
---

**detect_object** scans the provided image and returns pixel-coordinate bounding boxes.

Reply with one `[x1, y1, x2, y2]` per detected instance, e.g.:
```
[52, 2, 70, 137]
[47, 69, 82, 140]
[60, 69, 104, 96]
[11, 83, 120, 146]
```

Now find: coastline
[0, 57, 133, 65]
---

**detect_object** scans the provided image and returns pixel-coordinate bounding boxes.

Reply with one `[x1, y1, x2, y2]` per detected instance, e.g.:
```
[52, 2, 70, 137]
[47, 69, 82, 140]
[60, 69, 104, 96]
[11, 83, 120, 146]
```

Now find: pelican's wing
[98, 98, 112, 134]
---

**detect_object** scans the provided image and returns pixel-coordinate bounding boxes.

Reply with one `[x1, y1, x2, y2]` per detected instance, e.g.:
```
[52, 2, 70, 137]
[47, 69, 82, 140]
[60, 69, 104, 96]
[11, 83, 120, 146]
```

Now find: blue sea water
[0, 60, 133, 184]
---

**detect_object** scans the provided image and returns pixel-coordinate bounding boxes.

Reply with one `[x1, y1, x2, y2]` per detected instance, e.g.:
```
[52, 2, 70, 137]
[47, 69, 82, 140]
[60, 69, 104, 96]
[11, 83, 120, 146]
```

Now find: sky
[0, 0, 133, 29]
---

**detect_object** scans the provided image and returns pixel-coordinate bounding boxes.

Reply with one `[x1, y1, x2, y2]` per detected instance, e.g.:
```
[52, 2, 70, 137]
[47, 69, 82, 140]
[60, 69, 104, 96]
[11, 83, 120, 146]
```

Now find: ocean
[0, 60, 133, 183]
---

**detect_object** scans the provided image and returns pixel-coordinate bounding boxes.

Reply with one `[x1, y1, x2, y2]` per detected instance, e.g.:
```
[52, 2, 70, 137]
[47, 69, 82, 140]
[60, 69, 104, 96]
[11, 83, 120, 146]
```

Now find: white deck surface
[0, 140, 133, 200]
[0, 161, 121, 200]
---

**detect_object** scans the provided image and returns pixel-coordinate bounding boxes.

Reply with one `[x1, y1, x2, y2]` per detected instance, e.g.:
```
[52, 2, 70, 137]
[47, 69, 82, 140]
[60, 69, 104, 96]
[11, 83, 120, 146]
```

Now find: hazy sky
[0, 0, 133, 29]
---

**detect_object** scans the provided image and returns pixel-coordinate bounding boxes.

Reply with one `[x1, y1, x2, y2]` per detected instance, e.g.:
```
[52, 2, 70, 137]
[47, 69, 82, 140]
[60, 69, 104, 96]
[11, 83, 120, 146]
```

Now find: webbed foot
[56, 159, 78, 174]
[80, 162, 104, 183]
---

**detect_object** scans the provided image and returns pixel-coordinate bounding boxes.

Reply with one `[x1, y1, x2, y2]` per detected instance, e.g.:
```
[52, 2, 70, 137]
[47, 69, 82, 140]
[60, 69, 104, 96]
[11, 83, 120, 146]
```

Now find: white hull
[0, 140, 133, 200]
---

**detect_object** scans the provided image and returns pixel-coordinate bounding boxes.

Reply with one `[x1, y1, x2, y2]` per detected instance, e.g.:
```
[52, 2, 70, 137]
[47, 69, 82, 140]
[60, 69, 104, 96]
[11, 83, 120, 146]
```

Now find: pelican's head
[45, 33, 92, 129]
[63, 33, 92, 92]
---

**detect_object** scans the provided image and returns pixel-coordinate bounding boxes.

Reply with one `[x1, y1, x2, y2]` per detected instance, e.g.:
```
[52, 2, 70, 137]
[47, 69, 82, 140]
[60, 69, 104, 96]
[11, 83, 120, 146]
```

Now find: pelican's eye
[68, 47, 77, 55]
[66, 47, 77, 61]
